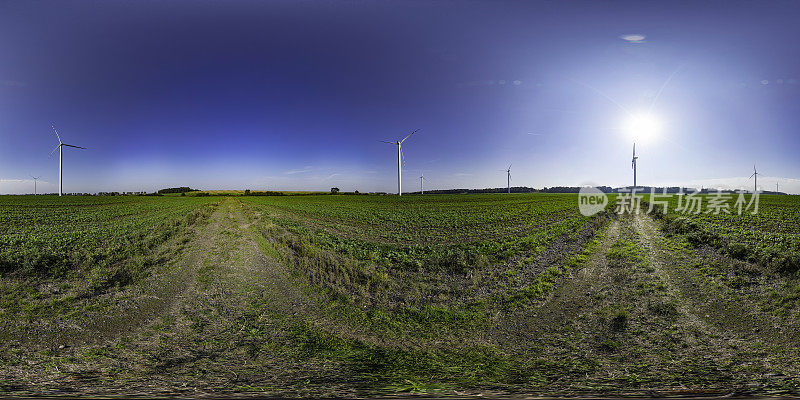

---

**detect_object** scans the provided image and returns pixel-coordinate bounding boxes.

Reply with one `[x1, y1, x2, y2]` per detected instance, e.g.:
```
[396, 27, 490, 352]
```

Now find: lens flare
[625, 113, 661, 142]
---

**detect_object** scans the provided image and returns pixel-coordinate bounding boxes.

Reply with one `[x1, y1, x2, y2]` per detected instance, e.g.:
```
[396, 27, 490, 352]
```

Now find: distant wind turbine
[419, 172, 424, 195]
[749, 165, 759, 194]
[30, 175, 40, 195]
[49, 125, 86, 196]
[506, 164, 512, 194]
[381, 129, 419, 196]
[632, 143, 638, 188]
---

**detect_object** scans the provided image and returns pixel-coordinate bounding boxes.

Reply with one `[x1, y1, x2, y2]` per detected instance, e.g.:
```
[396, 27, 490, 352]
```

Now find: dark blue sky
[2, 0, 800, 193]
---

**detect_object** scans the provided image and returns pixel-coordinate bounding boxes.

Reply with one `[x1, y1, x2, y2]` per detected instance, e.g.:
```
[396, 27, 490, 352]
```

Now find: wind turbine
[419, 172, 424, 194]
[49, 125, 86, 196]
[632, 143, 638, 188]
[30, 175, 40, 195]
[749, 165, 759, 194]
[381, 129, 419, 196]
[506, 164, 512, 193]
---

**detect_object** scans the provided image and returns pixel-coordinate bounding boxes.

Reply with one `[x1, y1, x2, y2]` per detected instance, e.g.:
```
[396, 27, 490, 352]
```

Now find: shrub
[647, 300, 679, 319]
[610, 308, 629, 331]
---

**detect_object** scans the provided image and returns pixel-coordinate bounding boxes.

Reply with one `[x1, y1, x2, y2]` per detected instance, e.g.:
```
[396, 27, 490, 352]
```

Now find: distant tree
[249, 191, 285, 196]
[331, 187, 340, 194]
[158, 187, 199, 194]
[354, 190, 359, 194]
[244, 189, 251, 196]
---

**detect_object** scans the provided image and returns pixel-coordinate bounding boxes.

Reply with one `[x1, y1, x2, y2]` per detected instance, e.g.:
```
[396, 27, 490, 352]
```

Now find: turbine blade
[51, 125, 62, 144]
[749, 172, 756, 179]
[380, 140, 397, 144]
[48, 144, 62, 157]
[399, 129, 420, 144]
[62, 144, 86, 149]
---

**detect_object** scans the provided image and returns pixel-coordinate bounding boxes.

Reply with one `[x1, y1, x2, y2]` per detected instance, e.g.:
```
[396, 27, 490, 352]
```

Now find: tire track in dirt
[631, 212, 720, 337]
[14, 202, 221, 349]
[235, 200, 435, 351]
[632, 212, 800, 346]
[495, 219, 620, 349]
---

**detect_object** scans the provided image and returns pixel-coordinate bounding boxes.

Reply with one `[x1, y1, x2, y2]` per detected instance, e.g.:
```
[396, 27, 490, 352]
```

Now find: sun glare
[625, 113, 662, 143]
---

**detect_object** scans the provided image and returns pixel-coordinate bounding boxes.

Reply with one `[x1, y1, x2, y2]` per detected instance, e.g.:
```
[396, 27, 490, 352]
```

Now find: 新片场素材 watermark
[577, 187, 760, 216]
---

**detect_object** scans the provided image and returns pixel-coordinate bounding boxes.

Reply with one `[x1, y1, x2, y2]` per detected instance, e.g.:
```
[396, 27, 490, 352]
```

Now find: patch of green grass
[606, 239, 643, 262]
[498, 266, 566, 308]
[251, 227, 282, 261]
[284, 322, 594, 388]
[647, 300, 680, 319]
[598, 305, 630, 332]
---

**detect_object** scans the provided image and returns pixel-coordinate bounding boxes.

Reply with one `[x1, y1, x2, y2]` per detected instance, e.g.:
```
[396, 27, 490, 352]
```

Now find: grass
[0, 195, 217, 341]
[606, 239, 643, 262]
[645, 194, 800, 274]
[2, 193, 799, 396]
[242, 194, 599, 307]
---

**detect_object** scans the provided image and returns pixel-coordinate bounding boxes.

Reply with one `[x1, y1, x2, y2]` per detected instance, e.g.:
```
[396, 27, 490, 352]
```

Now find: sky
[1, 0, 800, 194]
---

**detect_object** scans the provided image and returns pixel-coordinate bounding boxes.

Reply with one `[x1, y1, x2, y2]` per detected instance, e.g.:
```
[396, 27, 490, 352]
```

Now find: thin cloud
[285, 168, 312, 175]
[619, 34, 646, 43]
[323, 173, 341, 180]
[678, 176, 800, 194]
[456, 79, 523, 88]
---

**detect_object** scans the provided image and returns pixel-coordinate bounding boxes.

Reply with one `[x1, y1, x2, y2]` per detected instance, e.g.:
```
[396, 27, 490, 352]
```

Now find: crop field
[644, 194, 800, 272]
[0, 196, 218, 342]
[1, 193, 799, 396]
[0, 196, 217, 280]
[240, 193, 597, 308]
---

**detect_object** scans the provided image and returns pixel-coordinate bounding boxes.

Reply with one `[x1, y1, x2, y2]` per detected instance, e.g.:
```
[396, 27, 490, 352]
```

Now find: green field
[1, 193, 799, 396]
[644, 194, 800, 272]
[0, 196, 217, 280]
[240, 194, 594, 308]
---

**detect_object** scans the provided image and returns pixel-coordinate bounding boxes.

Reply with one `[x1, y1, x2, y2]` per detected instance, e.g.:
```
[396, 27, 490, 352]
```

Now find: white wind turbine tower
[49, 125, 86, 196]
[30, 175, 40, 195]
[632, 143, 638, 188]
[419, 172, 424, 194]
[505, 164, 512, 193]
[749, 165, 759, 194]
[381, 129, 419, 196]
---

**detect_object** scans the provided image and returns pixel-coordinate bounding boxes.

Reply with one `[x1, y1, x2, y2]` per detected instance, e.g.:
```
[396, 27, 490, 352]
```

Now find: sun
[624, 113, 661, 143]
